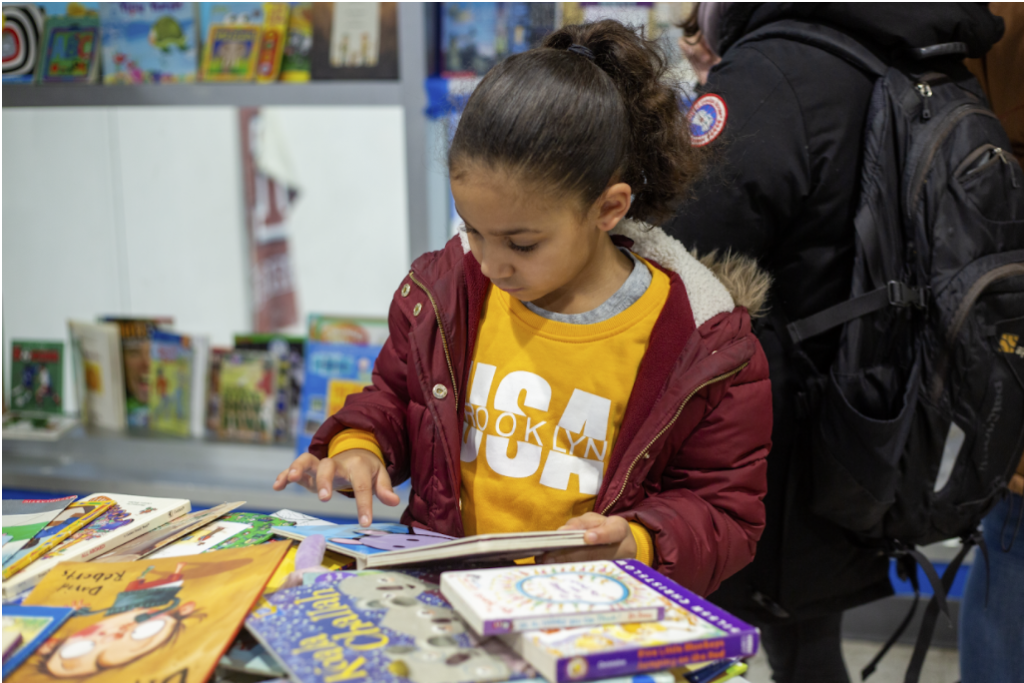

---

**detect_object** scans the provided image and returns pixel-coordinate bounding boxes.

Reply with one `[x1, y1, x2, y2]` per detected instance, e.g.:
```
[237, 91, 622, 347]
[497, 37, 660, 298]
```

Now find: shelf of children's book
[1, 428, 409, 521]
[1, 82, 405, 108]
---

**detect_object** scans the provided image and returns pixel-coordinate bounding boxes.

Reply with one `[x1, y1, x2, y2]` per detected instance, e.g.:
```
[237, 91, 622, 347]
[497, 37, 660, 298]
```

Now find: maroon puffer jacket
[310, 228, 772, 595]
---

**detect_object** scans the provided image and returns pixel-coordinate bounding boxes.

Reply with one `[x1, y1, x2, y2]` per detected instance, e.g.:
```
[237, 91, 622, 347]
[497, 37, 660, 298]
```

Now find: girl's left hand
[538, 513, 637, 564]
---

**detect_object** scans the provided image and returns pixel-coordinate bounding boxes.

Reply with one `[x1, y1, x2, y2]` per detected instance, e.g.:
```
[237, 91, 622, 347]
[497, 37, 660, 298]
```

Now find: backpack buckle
[887, 281, 927, 309]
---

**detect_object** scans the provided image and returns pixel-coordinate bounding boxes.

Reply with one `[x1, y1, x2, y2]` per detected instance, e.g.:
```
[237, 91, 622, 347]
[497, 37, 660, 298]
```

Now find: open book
[272, 523, 587, 570]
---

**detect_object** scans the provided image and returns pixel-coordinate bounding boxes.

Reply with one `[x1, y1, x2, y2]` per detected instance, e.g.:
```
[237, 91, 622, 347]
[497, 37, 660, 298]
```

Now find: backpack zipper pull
[915, 82, 933, 120]
[995, 147, 1020, 188]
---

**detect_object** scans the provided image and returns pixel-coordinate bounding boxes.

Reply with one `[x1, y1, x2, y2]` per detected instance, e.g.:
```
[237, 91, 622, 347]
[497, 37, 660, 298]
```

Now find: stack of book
[1, 493, 758, 683]
[6, 314, 386, 448]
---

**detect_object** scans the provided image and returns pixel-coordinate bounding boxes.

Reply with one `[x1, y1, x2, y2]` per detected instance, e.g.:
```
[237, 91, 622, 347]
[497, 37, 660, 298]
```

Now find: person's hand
[538, 513, 637, 564]
[272, 450, 400, 526]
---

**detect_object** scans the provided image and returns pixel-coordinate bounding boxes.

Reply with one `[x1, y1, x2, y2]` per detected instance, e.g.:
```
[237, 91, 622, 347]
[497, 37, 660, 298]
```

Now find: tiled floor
[744, 640, 961, 683]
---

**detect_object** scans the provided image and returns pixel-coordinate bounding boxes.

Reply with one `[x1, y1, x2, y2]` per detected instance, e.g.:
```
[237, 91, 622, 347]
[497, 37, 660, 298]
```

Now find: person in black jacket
[665, 4, 1005, 682]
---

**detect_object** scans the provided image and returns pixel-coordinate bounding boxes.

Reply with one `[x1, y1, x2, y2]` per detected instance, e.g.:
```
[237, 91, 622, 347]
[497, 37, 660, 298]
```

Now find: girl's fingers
[374, 466, 400, 507]
[315, 458, 340, 502]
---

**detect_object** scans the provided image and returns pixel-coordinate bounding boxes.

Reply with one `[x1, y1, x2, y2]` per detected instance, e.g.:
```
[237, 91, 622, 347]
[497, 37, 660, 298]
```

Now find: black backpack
[734, 20, 1024, 683]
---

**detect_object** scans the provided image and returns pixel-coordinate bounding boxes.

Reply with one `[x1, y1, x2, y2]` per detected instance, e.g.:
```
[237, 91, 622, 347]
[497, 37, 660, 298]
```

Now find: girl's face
[452, 166, 631, 311]
[44, 605, 191, 677]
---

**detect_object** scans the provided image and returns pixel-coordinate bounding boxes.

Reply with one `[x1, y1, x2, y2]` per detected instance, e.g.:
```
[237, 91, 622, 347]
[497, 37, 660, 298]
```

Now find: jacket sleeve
[307, 278, 414, 486]
[666, 44, 810, 260]
[617, 347, 772, 596]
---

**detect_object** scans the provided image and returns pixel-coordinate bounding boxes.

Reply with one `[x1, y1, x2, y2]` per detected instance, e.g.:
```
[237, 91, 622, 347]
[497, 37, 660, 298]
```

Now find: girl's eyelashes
[508, 241, 537, 253]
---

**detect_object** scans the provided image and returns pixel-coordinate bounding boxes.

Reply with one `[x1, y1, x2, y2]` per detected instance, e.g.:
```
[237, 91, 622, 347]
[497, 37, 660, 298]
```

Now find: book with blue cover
[99, 2, 199, 84]
[2, 606, 75, 679]
[295, 336, 383, 457]
[246, 568, 538, 683]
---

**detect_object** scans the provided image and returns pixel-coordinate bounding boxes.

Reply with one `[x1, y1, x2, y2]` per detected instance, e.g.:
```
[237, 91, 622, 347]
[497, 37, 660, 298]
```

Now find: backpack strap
[787, 281, 927, 343]
[728, 19, 888, 78]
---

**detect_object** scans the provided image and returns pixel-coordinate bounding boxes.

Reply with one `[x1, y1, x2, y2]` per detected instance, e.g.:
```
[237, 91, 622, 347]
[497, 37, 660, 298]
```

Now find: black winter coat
[666, 2, 1005, 622]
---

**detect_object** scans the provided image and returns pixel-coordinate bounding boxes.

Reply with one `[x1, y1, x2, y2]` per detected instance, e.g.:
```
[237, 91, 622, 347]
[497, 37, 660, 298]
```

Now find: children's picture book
[189, 334, 210, 438]
[201, 24, 260, 81]
[310, 2, 397, 80]
[1, 500, 112, 581]
[147, 520, 250, 558]
[269, 509, 332, 526]
[205, 347, 229, 435]
[2, 4, 45, 82]
[296, 339, 382, 457]
[502, 560, 761, 683]
[441, 561, 669, 635]
[101, 317, 173, 429]
[329, 2, 380, 68]
[34, 13, 100, 83]
[205, 511, 295, 551]
[218, 350, 277, 442]
[69, 321, 127, 431]
[307, 314, 390, 344]
[148, 330, 194, 437]
[10, 341, 64, 414]
[234, 334, 304, 444]
[1, 414, 79, 442]
[1, 493, 191, 601]
[99, 2, 199, 84]
[274, 524, 588, 570]
[247, 568, 537, 683]
[441, 2, 499, 77]
[1, 607, 74, 680]
[280, 2, 312, 82]
[14, 543, 290, 683]
[1, 498, 77, 567]
[219, 629, 286, 678]
[93, 501, 245, 563]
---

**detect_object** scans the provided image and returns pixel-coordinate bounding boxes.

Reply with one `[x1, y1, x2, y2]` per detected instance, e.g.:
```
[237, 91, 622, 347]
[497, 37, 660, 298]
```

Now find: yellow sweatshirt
[330, 258, 670, 564]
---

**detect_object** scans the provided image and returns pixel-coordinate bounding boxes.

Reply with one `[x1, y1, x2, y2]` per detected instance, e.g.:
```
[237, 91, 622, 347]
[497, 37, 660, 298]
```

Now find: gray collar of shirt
[523, 250, 652, 325]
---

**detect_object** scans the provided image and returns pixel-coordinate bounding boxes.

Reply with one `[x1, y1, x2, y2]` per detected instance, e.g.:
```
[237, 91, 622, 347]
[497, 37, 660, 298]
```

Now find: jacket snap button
[401, 283, 411, 297]
[432, 384, 448, 399]
[413, 303, 423, 316]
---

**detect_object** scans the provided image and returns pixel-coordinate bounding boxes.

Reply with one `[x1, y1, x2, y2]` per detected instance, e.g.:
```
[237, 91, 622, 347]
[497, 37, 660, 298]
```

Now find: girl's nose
[478, 256, 512, 281]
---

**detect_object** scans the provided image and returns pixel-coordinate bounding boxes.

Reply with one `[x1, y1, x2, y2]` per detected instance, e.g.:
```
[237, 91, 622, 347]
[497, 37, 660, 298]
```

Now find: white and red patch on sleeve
[688, 94, 728, 147]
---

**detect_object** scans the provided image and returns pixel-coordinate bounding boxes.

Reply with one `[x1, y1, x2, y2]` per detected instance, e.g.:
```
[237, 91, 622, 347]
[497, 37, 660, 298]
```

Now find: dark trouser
[761, 612, 850, 683]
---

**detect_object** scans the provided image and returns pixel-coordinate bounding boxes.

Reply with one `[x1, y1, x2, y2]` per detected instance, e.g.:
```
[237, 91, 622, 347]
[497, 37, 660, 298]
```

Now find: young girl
[274, 20, 772, 596]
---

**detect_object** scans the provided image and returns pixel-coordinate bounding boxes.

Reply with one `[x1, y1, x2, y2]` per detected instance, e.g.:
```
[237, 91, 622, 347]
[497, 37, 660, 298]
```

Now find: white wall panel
[2, 108, 124, 412]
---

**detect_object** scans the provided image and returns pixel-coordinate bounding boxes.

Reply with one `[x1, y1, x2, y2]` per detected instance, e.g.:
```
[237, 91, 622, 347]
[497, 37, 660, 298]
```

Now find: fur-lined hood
[459, 219, 770, 328]
[611, 219, 770, 326]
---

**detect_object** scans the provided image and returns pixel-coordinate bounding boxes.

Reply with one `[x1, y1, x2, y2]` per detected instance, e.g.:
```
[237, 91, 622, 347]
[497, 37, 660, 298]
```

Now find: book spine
[555, 632, 760, 683]
[493, 606, 665, 636]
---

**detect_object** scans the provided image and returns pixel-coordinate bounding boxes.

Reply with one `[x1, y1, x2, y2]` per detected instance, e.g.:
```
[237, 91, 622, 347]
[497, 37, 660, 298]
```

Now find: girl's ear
[594, 183, 633, 233]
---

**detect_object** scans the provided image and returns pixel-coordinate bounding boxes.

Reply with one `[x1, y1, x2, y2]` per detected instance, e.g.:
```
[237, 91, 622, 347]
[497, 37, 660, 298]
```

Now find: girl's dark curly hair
[449, 19, 701, 226]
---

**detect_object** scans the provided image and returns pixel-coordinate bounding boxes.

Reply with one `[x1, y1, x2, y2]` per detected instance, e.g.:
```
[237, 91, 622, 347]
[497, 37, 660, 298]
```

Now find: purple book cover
[509, 559, 759, 683]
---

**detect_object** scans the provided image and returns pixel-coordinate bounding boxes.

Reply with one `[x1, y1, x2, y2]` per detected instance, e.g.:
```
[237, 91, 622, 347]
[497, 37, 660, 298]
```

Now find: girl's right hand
[272, 450, 400, 526]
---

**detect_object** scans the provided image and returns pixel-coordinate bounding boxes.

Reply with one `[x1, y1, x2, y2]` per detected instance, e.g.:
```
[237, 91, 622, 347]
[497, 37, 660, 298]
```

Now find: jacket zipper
[408, 270, 460, 407]
[600, 362, 749, 515]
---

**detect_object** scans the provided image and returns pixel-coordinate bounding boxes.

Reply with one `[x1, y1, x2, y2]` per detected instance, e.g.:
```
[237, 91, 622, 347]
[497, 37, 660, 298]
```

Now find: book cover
[201, 24, 261, 81]
[503, 559, 760, 683]
[1, 500, 112, 581]
[234, 334, 305, 444]
[310, 2, 397, 80]
[148, 330, 194, 437]
[101, 317, 173, 429]
[2, 4, 45, 82]
[34, 13, 100, 83]
[205, 347, 230, 436]
[307, 314, 389, 344]
[441, 561, 668, 636]
[274, 525, 587, 570]
[1, 607, 74, 680]
[99, 2, 199, 84]
[246, 568, 537, 683]
[10, 341, 64, 415]
[1, 493, 191, 602]
[218, 350, 277, 442]
[256, 2, 290, 82]
[147, 511, 293, 559]
[2, 498, 77, 568]
[440, 2, 499, 77]
[93, 502, 246, 563]
[219, 629, 286, 678]
[296, 339, 381, 457]
[12, 543, 290, 683]
[279, 2, 312, 83]
[69, 321, 127, 431]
